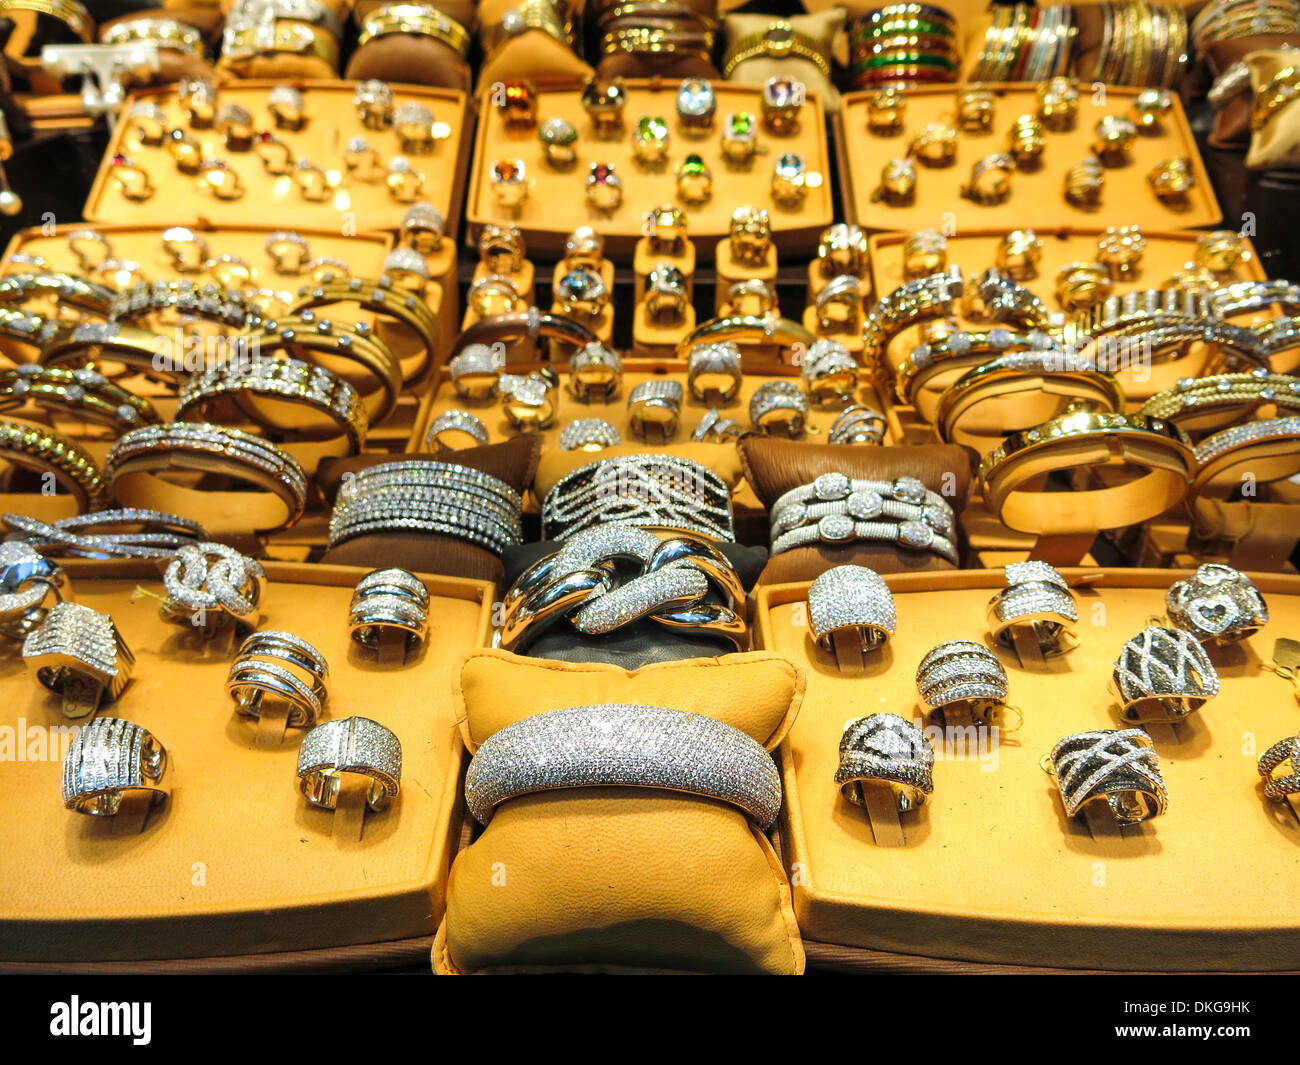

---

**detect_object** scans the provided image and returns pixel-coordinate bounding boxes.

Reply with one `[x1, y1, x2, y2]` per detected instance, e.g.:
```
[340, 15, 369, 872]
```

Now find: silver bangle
[771, 515, 958, 562]
[772, 472, 949, 523]
[1, 508, 206, 560]
[464, 704, 781, 828]
[298, 716, 402, 812]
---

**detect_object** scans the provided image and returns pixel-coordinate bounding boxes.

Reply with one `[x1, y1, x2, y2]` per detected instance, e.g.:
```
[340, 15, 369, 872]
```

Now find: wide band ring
[349, 567, 430, 653]
[1258, 734, 1300, 802]
[464, 703, 781, 827]
[450, 342, 505, 400]
[62, 716, 168, 816]
[835, 713, 934, 812]
[228, 630, 330, 728]
[628, 378, 684, 439]
[424, 408, 488, 450]
[749, 379, 808, 436]
[808, 564, 896, 653]
[23, 601, 133, 717]
[916, 639, 1008, 716]
[160, 541, 266, 634]
[986, 560, 1078, 657]
[568, 341, 622, 401]
[687, 341, 743, 401]
[298, 716, 402, 812]
[1165, 563, 1267, 646]
[1112, 625, 1220, 722]
[559, 417, 621, 451]
[1048, 728, 1166, 826]
[801, 337, 858, 404]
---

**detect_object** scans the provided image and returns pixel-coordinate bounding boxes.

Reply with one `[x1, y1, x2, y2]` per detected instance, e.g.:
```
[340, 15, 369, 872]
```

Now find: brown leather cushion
[1205, 34, 1300, 150]
[317, 436, 542, 582]
[344, 33, 472, 92]
[739, 437, 976, 584]
[597, 52, 720, 81]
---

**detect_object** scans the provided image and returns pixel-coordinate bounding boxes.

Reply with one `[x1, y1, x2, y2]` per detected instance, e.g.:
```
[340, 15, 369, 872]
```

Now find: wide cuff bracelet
[1047, 728, 1167, 826]
[298, 715, 402, 812]
[835, 713, 934, 812]
[62, 716, 168, 816]
[464, 703, 782, 828]
[227, 630, 330, 729]
[23, 602, 133, 718]
[986, 560, 1078, 656]
[807, 564, 896, 653]
[349, 567, 430, 653]
[1112, 625, 1220, 722]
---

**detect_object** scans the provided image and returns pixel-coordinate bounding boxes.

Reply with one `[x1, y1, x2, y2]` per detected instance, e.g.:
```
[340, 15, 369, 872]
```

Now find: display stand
[548, 259, 614, 358]
[633, 234, 695, 304]
[464, 259, 537, 363]
[715, 236, 777, 312]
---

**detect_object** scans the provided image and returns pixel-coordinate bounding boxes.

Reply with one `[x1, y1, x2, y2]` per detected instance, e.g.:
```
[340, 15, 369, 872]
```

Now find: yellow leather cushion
[434, 649, 806, 974]
[533, 442, 744, 501]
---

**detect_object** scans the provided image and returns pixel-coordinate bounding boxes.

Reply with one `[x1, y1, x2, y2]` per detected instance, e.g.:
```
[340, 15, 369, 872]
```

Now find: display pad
[0, 560, 491, 963]
[467, 80, 835, 258]
[85, 81, 470, 233]
[838, 84, 1222, 232]
[760, 568, 1300, 971]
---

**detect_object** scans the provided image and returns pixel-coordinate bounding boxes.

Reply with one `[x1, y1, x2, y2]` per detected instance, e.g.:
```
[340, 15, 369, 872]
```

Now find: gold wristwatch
[723, 20, 830, 77]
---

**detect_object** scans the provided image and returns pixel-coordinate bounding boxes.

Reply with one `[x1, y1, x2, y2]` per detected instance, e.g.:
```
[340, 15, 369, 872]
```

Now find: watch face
[763, 23, 794, 55]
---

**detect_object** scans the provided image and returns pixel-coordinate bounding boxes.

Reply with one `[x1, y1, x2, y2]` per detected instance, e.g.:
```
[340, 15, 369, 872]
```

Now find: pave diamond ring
[1166, 563, 1267, 646]
[628, 378, 684, 440]
[62, 716, 168, 816]
[1257, 734, 1300, 803]
[916, 640, 1008, 719]
[568, 341, 623, 402]
[349, 568, 429, 655]
[161, 542, 266, 636]
[749, 379, 808, 436]
[449, 342, 506, 400]
[463, 703, 781, 827]
[686, 341, 743, 402]
[1112, 625, 1220, 722]
[424, 408, 489, 451]
[987, 560, 1078, 657]
[807, 565, 896, 655]
[1047, 728, 1167, 827]
[298, 716, 402, 812]
[0, 541, 70, 637]
[23, 602, 133, 718]
[227, 630, 330, 729]
[835, 713, 934, 813]
[559, 417, 621, 451]
[827, 405, 886, 445]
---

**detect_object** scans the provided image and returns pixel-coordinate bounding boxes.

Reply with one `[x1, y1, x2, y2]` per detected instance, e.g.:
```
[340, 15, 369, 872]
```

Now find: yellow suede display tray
[84, 80, 471, 232]
[466, 79, 834, 258]
[758, 567, 1300, 971]
[838, 84, 1221, 233]
[0, 559, 492, 964]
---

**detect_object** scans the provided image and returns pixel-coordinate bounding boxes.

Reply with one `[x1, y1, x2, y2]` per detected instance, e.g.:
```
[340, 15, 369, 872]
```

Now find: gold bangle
[221, 20, 337, 67]
[1188, 416, 1300, 512]
[481, 0, 570, 53]
[0, 0, 92, 41]
[0, 272, 114, 317]
[287, 274, 440, 385]
[41, 321, 185, 388]
[894, 327, 1056, 417]
[1137, 371, 1300, 434]
[979, 410, 1195, 536]
[0, 418, 104, 511]
[358, 2, 471, 56]
[722, 20, 832, 78]
[673, 313, 816, 359]
[0, 364, 159, 434]
[102, 16, 204, 57]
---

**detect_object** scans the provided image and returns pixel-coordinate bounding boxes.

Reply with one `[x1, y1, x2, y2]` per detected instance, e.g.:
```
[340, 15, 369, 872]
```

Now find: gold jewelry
[1252, 63, 1300, 130]
[196, 159, 244, 200]
[902, 228, 947, 280]
[1037, 75, 1079, 131]
[489, 158, 530, 209]
[980, 410, 1195, 536]
[215, 103, 254, 152]
[357, 2, 470, 55]
[723, 278, 775, 318]
[867, 88, 906, 135]
[675, 154, 712, 205]
[255, 131, 295, 175]
[292, 158, 331, 202]
[385, 156, 426, 202]
[911, 122, 957, 167]
[675, 313, 815, 360]
[107, 152, 154, 202]
[1194, 230, 1251, 275]
[875, 156, 916, 205]
[1055, 261, 1114, 312]
[1138, 370, 1300, 434]
[1007, 113, 1046, 168]
[1148, 156, 1195, 208]
[1096, 225, 1146, 279]
[41, 321, 185, 386]
[1129, 87, 1173, 131]
[467, 274, 524, 318]
[722, 20, 831, 77]
[0, 364, 158, 434]
[479, 223, 524, 274]
[1092, 115, 1138, 164]
[729, 205, 772, 265]
[0, 0, 91, 41]
[996, 229, 1043, 280]
[957, 86, 995, 132]
[961, 153, 1014, 205]
[1064, 156, 1104, 208]
[817, 222, 870, 278]
[0, 419, 104, 510]
[221, 18, 338, 68]
[645, 204, 688, 255]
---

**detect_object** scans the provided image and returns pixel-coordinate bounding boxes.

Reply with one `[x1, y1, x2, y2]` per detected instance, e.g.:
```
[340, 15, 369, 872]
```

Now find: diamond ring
[986, 561, 1078, 657]
[807, 565, 896, 655]
[23, 602, 133, 718]
[916, 640, 1008, 720]
[227, 630, 330, 729]
[1111, 625, 1220, 722]
[836, 714, 934, 812]
[1165, 563, 1267, 646]
[298, 716, 402, 812]
[349, 568, 429, 656]
[1047, 728, 1166, 827]
[62, 717, 168, 817]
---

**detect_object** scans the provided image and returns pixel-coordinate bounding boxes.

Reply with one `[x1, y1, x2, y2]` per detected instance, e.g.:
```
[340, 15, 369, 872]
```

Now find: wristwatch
[723, 20, 831, 78]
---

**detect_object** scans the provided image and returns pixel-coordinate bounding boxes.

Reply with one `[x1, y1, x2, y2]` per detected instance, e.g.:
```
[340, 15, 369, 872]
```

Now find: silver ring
[62, 717, 167, 816]
[464, 704, 781, 827]
[0, 541, 69, 636]
[628, 378, 684, 439]
[987, 560, 1078, 657]
[1165, 564, 1267, 646]
[836, 714, 933, 812]
[23, 602, 134, 717]
[559, 417, 621, 451]
[160, 542, 266, 634]
[228, 630, 330, 729]
[349, 568, 429, 653]
[1112, 626, 1220, 722]
[1258, 734, 1300, 803]
[801, 337, 857, 405]
[807, 565, 896, 653]
[828, 405, 886, 445]
[749, 379, 808, 436]
[568, 341, 623, 401]
[693, 408, 744, 443]
[916, 640, 1008, 715]
[298, 716, 402, 812]
[1048, 729, 1166, 826]
[425, 408, 489, 451]
[686, 341, 743, 401]
[449, 342, 506, 399]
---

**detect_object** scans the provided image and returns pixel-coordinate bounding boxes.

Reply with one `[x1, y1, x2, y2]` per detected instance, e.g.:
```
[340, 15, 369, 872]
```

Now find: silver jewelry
[1207, 280, 1300, 319]
[1166, 564, 1267, 646]
[807, 565, 895, 654]
[815, 274, 864, 333]
[749, 379, 807, 436]
[341, 132, 387, 180]
[160, 542, 266, 633]
[627, 378, 684, 439]
[393, 102, 437, 154]
[382, 248, 429, 289]
[67, 228, 112, 271]
[568, 341, 622, 402]
[464, 704, 780, 827]
[563, 226, 604, 270]
[967, 267, 1053, 329]
[676, 77, 717, 131]
[560, 417, 621, 451]
[354, 79, 394, 129]
[349, 568, 429, 654]
[987, 560, 1078, 656]
[644, 262, 687, 324]
[227, 630, 330, 729]
[1112, 626, 1220, 722]
[1048, 728, 1166, 826]
[299, 716, 402, 812]
[686, 341, 743, 401]
[401, 201, 445, 254]
[124, 102, 169, 147]
[771, 473, 951, 535]
[692, 408, 744, 443]
[499, 371, 558, 429]
[542, 454, 734, 542]
[828, 405, 886, 445]
[801, 338, 857, 405]
[0, 541, 70, 637]
[62, 717, 167, 816]
[916, 640, 1008, 715]
[2, 509, 206, 560]
[424, 409, 489, 451]
[23, 602, 133, 717]
[1258, 734, 1300, 803]
[449, 342, 506, 400]
[836, 714, 933, 812]
[772, 151, 807, 205]
[554, 265, 608, 319]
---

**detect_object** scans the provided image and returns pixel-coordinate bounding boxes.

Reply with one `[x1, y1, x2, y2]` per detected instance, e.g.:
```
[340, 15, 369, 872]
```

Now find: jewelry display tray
[0, 559, 492, 964]
[758, 567, 1300, 972]
[835, 84, 1222, 233]
[465, 78, 834, 259]
[83, 80, 472, 233]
